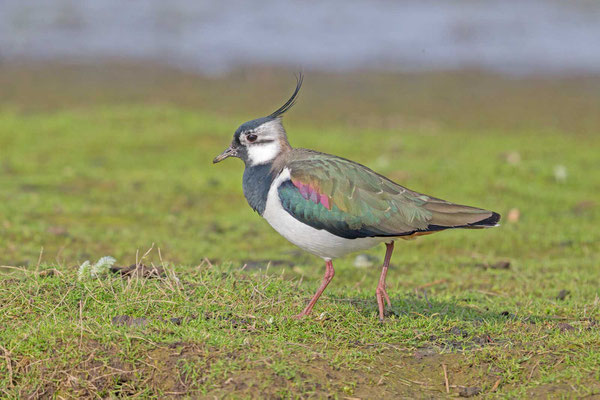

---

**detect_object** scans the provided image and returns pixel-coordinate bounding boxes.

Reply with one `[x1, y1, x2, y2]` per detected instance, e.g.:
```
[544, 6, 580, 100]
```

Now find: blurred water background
[1, 0, 599, 76]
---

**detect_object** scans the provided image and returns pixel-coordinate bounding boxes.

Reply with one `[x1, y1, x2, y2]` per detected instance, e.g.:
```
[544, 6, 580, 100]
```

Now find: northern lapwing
[213, 74, 500, 321]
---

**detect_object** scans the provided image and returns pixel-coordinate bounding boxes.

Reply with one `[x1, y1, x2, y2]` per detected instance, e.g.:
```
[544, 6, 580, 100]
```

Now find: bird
[213, 74, 500, 321]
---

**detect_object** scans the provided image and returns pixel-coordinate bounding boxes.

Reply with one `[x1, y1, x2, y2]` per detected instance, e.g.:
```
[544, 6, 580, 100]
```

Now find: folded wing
[277, 151, 499, 239]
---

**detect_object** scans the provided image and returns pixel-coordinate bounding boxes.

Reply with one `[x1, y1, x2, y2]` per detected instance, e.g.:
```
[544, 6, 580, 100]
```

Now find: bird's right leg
[294, 259, 335, 319]
[376, 242, 394, 321]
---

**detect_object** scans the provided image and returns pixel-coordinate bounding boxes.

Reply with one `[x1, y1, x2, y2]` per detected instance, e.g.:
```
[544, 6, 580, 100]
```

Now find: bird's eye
[246, 133, 258, 143]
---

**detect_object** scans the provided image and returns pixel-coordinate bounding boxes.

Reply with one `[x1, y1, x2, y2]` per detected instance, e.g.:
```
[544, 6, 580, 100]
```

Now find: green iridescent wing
[277, 150, 498, 239]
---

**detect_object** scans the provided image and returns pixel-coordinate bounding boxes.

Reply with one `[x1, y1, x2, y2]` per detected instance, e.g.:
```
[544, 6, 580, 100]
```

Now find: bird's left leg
[294, 259, 335, 319]
[376, 242, 394, 321]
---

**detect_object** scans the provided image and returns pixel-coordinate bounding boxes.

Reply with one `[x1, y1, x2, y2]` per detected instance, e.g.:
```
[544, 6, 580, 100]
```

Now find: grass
[1, 64, 600, 398]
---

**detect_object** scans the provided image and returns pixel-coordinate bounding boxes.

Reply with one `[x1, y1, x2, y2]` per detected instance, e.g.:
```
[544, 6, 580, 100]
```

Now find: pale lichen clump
[78, 256, 116, 280]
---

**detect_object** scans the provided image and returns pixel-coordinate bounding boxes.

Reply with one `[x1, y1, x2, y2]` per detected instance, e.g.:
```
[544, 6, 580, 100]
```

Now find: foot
[292, 312, 308, 320]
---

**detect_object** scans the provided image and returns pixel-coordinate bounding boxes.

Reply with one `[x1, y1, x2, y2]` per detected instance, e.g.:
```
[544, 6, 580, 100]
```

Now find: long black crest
[267, 73, 303, 119]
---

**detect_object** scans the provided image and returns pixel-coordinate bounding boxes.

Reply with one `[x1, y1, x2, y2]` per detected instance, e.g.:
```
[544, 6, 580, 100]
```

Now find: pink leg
[294, 260, 335, 318]
[376, 242, 394, 321]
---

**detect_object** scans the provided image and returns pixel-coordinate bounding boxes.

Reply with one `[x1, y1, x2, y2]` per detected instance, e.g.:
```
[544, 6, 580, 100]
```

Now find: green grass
[1, 67, 600, 398]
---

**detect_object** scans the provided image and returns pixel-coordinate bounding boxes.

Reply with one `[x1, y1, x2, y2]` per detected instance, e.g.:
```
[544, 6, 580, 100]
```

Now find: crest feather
[268, 73, 303, 119]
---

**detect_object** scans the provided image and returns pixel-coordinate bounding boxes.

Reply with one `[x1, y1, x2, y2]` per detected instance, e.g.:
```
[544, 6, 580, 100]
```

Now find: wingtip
[472, 211, 501, 228]
[491, 211, 501, 225]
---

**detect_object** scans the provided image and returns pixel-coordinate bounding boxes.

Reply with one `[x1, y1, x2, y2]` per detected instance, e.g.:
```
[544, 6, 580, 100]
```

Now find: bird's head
[213, 74, 303, 166]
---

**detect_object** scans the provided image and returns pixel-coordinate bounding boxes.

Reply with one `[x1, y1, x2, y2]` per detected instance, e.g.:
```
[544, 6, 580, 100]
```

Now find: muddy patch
[10, 339, 499, 399]
[9, 336, 599, 399]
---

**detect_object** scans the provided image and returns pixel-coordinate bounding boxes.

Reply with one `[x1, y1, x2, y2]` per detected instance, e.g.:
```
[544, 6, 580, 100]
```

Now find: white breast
[262, 168, 388, 260]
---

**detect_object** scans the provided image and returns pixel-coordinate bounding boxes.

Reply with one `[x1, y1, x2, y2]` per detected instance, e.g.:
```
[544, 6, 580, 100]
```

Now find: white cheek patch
[247, 141, 281, 165]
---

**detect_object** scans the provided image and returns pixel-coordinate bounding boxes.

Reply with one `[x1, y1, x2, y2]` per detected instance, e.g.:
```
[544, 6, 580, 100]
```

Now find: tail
[423, 200, 501, 231]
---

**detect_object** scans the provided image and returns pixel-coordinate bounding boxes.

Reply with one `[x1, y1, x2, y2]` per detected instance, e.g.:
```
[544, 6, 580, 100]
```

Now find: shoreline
[2, 60, 600, 135]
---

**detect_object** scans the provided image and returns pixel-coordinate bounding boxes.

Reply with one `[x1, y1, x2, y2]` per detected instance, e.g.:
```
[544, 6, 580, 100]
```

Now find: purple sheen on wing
[293, 180, 310, 199]
[309, 189, 319, 204]
[292, 179, 331, 209]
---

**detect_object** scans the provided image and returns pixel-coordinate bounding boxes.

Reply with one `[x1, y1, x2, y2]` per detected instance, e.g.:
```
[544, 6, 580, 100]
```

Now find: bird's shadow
[321, 292, 570, 351]
[329, 291, 552, 326]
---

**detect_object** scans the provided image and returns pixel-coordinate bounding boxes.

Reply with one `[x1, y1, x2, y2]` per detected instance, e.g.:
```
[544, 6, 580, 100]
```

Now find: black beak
[213, 146, 237, 163]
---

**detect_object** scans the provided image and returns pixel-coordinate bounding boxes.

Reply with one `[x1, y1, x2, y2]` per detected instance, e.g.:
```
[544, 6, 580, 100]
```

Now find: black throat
[242, 163, 276, 215]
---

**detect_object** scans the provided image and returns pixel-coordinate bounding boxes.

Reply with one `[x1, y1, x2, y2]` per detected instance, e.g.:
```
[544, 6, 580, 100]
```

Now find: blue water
[1, 0, 599, 75]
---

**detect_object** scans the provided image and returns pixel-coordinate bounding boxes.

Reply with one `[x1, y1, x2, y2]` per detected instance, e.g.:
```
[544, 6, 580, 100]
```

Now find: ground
[1, 63, 599, 398]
